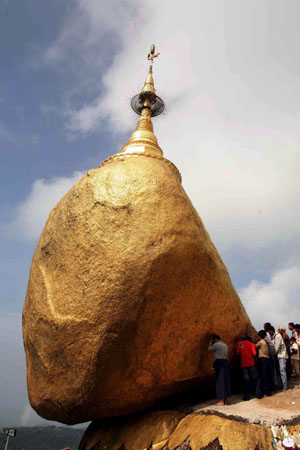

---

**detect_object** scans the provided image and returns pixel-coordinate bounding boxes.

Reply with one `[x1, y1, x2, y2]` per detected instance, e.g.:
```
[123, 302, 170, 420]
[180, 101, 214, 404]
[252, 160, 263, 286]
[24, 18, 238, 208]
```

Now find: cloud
[0, 313, 28, 426]
[43, 0, 136, 68]
[239, 265, 300, 330]
[10, 171, 84, 242]
[0, 312, 22, 334]
[0, 314, 81, 427]
[179, 126, 300, 252]
[21, 404, 34, 426]
[58, 1, 300, 134]
[41, 0, 300, 256]
[39, 0, 139, 136]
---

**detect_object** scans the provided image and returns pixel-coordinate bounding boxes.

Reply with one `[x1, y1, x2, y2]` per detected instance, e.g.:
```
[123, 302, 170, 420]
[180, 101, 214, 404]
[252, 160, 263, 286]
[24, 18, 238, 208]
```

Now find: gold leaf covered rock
[23, 48, 255, 425]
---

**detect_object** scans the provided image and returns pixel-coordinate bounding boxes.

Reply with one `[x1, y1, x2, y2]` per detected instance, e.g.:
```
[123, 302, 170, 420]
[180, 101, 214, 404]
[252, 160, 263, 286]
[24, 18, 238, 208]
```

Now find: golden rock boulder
[23, 60, 255, 425]
[23, 150, 254, 424]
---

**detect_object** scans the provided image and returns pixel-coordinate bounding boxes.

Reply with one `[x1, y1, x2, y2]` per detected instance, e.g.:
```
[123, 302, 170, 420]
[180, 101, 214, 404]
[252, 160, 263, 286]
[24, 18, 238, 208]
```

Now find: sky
[1, 0, 300, 427]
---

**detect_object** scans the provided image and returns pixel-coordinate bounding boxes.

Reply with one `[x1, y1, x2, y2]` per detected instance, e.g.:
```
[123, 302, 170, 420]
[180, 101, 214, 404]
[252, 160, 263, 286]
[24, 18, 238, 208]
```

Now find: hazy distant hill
[0, 426, 84, 450]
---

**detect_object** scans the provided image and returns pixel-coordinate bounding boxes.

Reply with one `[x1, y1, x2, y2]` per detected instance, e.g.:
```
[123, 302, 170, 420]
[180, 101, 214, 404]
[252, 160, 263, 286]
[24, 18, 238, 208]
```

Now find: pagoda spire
[101, 45, 181, 182]
[121, 45, 165, 157]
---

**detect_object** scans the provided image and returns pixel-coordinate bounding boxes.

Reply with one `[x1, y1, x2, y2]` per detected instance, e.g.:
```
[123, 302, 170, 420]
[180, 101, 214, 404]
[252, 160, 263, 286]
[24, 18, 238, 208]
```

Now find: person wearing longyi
[208, 334, 231, 406]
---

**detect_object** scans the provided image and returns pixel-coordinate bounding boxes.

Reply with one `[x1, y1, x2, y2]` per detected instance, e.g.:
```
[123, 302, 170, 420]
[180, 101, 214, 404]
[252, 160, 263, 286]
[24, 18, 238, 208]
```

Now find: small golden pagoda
[101, 45, 180, 180]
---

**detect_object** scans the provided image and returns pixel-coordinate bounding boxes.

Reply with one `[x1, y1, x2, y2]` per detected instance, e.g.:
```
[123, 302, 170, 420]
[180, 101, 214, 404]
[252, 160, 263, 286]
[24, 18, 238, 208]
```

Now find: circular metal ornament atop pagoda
[130, 44, 165, 117]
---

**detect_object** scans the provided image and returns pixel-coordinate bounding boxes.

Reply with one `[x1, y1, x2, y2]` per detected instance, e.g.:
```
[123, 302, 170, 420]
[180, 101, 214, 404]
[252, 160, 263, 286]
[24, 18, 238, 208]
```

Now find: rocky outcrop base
[79, 408, 300, 450]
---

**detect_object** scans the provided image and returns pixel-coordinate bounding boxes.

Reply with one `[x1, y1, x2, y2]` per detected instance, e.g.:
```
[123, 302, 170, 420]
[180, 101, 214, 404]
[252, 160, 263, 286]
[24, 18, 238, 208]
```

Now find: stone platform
[79, 383, 300, 450]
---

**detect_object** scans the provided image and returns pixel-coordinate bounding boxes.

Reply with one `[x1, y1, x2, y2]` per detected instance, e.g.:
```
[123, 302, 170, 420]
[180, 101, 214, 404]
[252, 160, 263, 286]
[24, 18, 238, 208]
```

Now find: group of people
[208, 322, 300, 406]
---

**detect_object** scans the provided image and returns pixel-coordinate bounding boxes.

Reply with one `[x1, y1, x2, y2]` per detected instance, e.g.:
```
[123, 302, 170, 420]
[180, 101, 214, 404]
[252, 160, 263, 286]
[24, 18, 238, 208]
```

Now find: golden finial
[148, 44, 160, 63]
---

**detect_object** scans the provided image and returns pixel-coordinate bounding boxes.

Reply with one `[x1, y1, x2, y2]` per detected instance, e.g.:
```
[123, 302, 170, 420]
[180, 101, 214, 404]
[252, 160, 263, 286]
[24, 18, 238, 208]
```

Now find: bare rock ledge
[80, 385, 300, 450]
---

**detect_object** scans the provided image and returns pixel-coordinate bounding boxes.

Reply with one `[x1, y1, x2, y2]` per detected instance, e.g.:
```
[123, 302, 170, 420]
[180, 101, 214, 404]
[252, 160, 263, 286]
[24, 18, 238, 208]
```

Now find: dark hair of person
[269, 326, 275, 332]
[295, 324, 300, 329]
[264, 322, 272, 328]
[242, 336, 253, 342]
[289, 322, 295, 327]
[291, 337, 296, 342]
[258, 330, 267, 339]
[264, 323, 272, 331]
[211, 334, 221, 341]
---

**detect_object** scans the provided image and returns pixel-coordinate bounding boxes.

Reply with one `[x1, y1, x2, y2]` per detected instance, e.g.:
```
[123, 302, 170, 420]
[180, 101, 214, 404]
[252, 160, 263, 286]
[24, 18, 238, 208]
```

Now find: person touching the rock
[208, 334, 231, 406]
[237, 336, 260, 400]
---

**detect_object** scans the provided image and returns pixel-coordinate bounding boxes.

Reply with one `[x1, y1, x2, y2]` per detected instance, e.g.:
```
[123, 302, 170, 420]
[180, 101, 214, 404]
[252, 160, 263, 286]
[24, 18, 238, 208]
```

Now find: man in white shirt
[269, 327, 288, 390]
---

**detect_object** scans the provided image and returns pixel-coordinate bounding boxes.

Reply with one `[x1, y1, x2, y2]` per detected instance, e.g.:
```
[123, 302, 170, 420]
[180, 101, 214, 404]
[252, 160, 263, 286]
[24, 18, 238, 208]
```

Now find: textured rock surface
[79, 406, 300, 450]
[23, 154, 255, 424]
[166, 414, 273, 450]
[79, 410, 183, 450]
